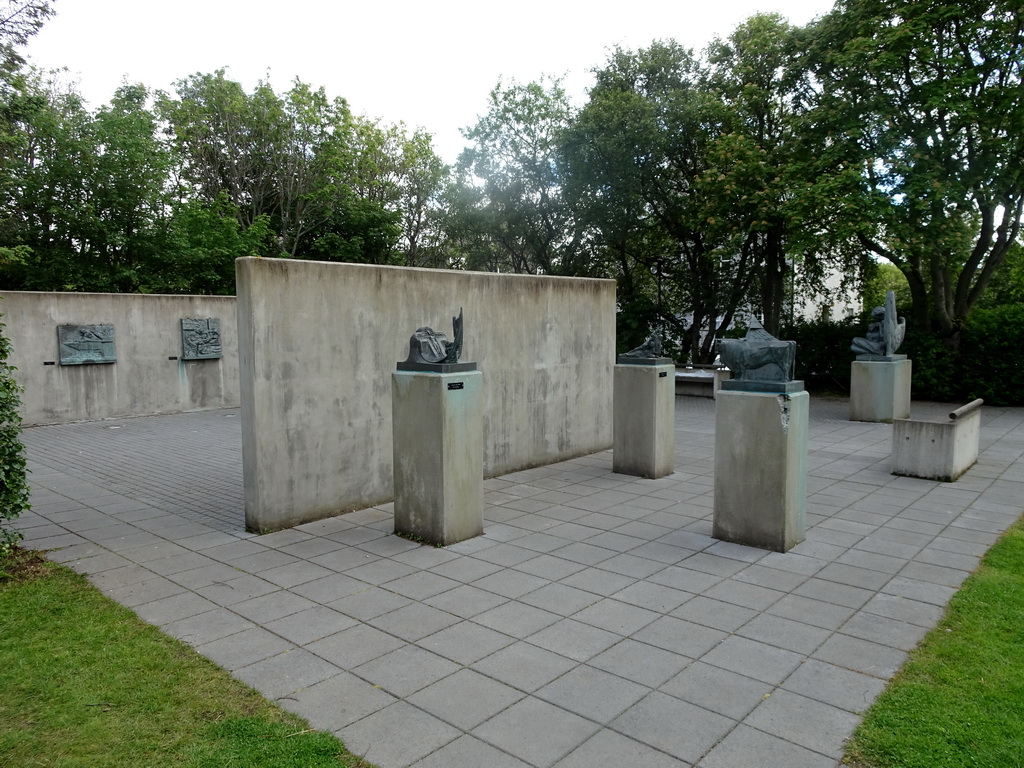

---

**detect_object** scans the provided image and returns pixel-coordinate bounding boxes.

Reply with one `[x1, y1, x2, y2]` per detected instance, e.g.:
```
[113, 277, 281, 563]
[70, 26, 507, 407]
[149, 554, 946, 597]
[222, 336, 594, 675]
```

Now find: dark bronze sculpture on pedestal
[852, 290, 906, 360]
[397, 308, 475, 372]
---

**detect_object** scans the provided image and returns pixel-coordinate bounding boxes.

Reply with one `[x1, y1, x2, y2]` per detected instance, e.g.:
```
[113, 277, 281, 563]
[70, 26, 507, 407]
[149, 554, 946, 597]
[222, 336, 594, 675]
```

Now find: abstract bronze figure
[403, 308, 463, 366]
[852, 290, 906, 359]
[620, 332, 664, 359]
[717, 320, 801, 392]
[398, 308, 475, 372]
[617, 330, 673, 366]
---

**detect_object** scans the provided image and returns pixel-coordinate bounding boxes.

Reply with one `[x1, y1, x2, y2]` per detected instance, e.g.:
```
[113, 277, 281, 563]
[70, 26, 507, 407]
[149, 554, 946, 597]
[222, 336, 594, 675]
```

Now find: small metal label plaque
[658, 371, 668, 378]
[181, 318, 222, 360]
[447, 382, 464, 391]
[57, 324, 116, 365]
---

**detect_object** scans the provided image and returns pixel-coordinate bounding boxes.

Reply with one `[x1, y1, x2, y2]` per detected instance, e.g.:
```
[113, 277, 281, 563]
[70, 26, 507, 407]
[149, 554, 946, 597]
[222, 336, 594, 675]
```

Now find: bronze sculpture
[852, 290, 905, 359]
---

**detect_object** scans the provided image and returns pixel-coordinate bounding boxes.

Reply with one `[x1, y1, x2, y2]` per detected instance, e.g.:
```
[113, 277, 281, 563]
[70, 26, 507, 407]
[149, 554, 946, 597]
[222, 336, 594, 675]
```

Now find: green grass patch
[844, 521, 1024, 768]
[0, 550, 376, 768]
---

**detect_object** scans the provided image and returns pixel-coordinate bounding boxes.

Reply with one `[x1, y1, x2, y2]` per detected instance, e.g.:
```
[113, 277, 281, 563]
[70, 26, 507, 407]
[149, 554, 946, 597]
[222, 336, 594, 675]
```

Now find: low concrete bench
[891, 399, 983, 482]
[675, 366, 731, 399]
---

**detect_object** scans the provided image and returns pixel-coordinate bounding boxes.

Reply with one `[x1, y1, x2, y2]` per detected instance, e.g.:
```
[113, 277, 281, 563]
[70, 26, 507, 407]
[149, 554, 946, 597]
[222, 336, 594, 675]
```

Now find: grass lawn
[0, 549, 376, 768]
[844, 519, 1024, 768]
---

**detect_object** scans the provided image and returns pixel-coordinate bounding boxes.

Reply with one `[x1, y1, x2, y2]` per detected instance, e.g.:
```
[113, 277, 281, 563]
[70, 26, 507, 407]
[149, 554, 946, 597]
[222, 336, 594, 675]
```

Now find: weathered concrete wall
[236, 257, 616, 531]
[1, 291, 239, 425]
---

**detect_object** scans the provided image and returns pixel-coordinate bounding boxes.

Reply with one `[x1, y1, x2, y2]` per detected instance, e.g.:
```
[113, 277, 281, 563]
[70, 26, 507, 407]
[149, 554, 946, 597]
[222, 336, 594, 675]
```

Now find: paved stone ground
[18, 397, 1024, 768]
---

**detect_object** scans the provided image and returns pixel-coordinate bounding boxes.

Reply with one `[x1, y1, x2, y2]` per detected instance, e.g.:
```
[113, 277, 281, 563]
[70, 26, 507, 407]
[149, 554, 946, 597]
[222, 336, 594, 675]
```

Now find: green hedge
[779, 317, 860, 393]
[780, 306, 1024, 406]
[0, 312, 28, 560]
[956, 305, 1024, 406]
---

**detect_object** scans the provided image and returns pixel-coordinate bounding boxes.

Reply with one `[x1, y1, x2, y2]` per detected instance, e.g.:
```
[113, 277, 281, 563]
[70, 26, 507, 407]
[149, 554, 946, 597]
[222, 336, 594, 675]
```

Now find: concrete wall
[236, 257, 616, 531]
[1, 291, 239, 425]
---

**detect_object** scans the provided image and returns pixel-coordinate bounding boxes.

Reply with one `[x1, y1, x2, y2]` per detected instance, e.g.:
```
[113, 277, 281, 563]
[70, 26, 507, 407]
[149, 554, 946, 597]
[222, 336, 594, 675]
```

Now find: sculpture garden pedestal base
[392, 369, 483, 546]
[613, 362, 676, 479]
[850, 359, 912, 423]
[713, 389, 808, 553]
[892, 400, 983, 482]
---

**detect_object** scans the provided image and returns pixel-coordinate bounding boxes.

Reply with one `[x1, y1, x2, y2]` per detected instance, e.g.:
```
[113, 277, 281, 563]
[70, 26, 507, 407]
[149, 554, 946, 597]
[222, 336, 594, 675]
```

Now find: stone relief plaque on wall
[181, 318, 222, 360]
[57, 324, 116, 365]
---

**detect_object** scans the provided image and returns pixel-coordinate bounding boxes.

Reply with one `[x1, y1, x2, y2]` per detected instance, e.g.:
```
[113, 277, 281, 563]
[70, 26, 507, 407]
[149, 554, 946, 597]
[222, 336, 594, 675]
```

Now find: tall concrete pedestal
[392, 369, 483, 546]
[850, 358, 911, 423]
[713, 389, 808, 552]
[613, 361, 675, 479]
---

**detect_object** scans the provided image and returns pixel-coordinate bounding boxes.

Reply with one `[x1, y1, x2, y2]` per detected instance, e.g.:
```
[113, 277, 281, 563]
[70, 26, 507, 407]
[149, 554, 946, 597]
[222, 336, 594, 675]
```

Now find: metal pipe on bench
[949, 398, 984, 421]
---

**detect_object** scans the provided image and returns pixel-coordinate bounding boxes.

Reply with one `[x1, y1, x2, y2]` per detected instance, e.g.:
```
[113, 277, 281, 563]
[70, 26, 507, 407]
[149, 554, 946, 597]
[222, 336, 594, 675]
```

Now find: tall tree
[158, 72, 350, 255]
[567, 41, 761, 362]
[809, 0, 1024, 343]
[0, 0, 52, 70]
[455, 78, 581, 275]
[391, 128, 451, 268]
[84, 84, 173, 290]
[158, 72, 271, 228]
[335, 118, 449, 266]
[560, 61, 677, 350]
[0, 76, 172, 292]
[703, 14, 817, 335]
[159, 73, 419, 264]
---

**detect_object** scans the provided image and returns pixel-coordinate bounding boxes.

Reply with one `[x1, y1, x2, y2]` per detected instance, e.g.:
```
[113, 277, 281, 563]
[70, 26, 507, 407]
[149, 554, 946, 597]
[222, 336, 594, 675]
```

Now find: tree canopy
[808, 0, 1024, 342]
[1, 0, 1022, 371]
[0, 68, 451, 293]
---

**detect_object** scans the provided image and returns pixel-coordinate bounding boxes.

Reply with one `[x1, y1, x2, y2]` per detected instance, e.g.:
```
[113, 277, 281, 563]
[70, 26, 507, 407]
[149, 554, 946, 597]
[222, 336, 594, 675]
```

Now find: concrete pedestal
[713, 389, 808, 552]
[613, 363, 675, 479]
[892, 403, 982, 482]
[850, 359, 912, 423]
[392, 370, 483, 546]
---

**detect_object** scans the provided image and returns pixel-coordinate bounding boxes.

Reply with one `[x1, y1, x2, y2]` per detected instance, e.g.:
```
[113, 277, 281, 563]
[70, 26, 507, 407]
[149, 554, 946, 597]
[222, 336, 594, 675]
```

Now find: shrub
[900, 328, 962, 403]
[959, 305, 1024, 407]
[779, 306, 1024, 405]
[0, 312, 29, 560]
[779, 316, 861, 393]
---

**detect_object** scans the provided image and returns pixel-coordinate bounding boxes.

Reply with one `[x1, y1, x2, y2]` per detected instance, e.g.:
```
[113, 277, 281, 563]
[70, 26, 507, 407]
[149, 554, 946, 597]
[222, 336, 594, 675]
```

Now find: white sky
[25, 0, 836, 163]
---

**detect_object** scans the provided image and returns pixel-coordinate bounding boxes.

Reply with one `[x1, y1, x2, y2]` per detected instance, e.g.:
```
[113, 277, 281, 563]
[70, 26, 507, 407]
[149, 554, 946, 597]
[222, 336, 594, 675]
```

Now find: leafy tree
[305, 193, 401, 264]
[0, 0, 52, 71]
[808, 0, 1024, 345]
[455, 78, 582, 275]
[566, 41, 762, 362]
[270, 80, 350, 258]
[1, 76, 105, 290]
[158, 73, 343, 255]
[159, 73, 422, 265]
[861, 260, 912, 315]
[0, 2, 51, 185]
[330, 118, 449, 267]
[390, 128, 451, 268]
[82, 84, 173, 290]
[703, 14, 836, 335]
[978, 240, 1024, 308]
[559, 64, 677, 351]
[435, 177, 504, 272]
[147, 194, 272, 294]
[0, 79, 172, 292]
[158, 72, 272, 229]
